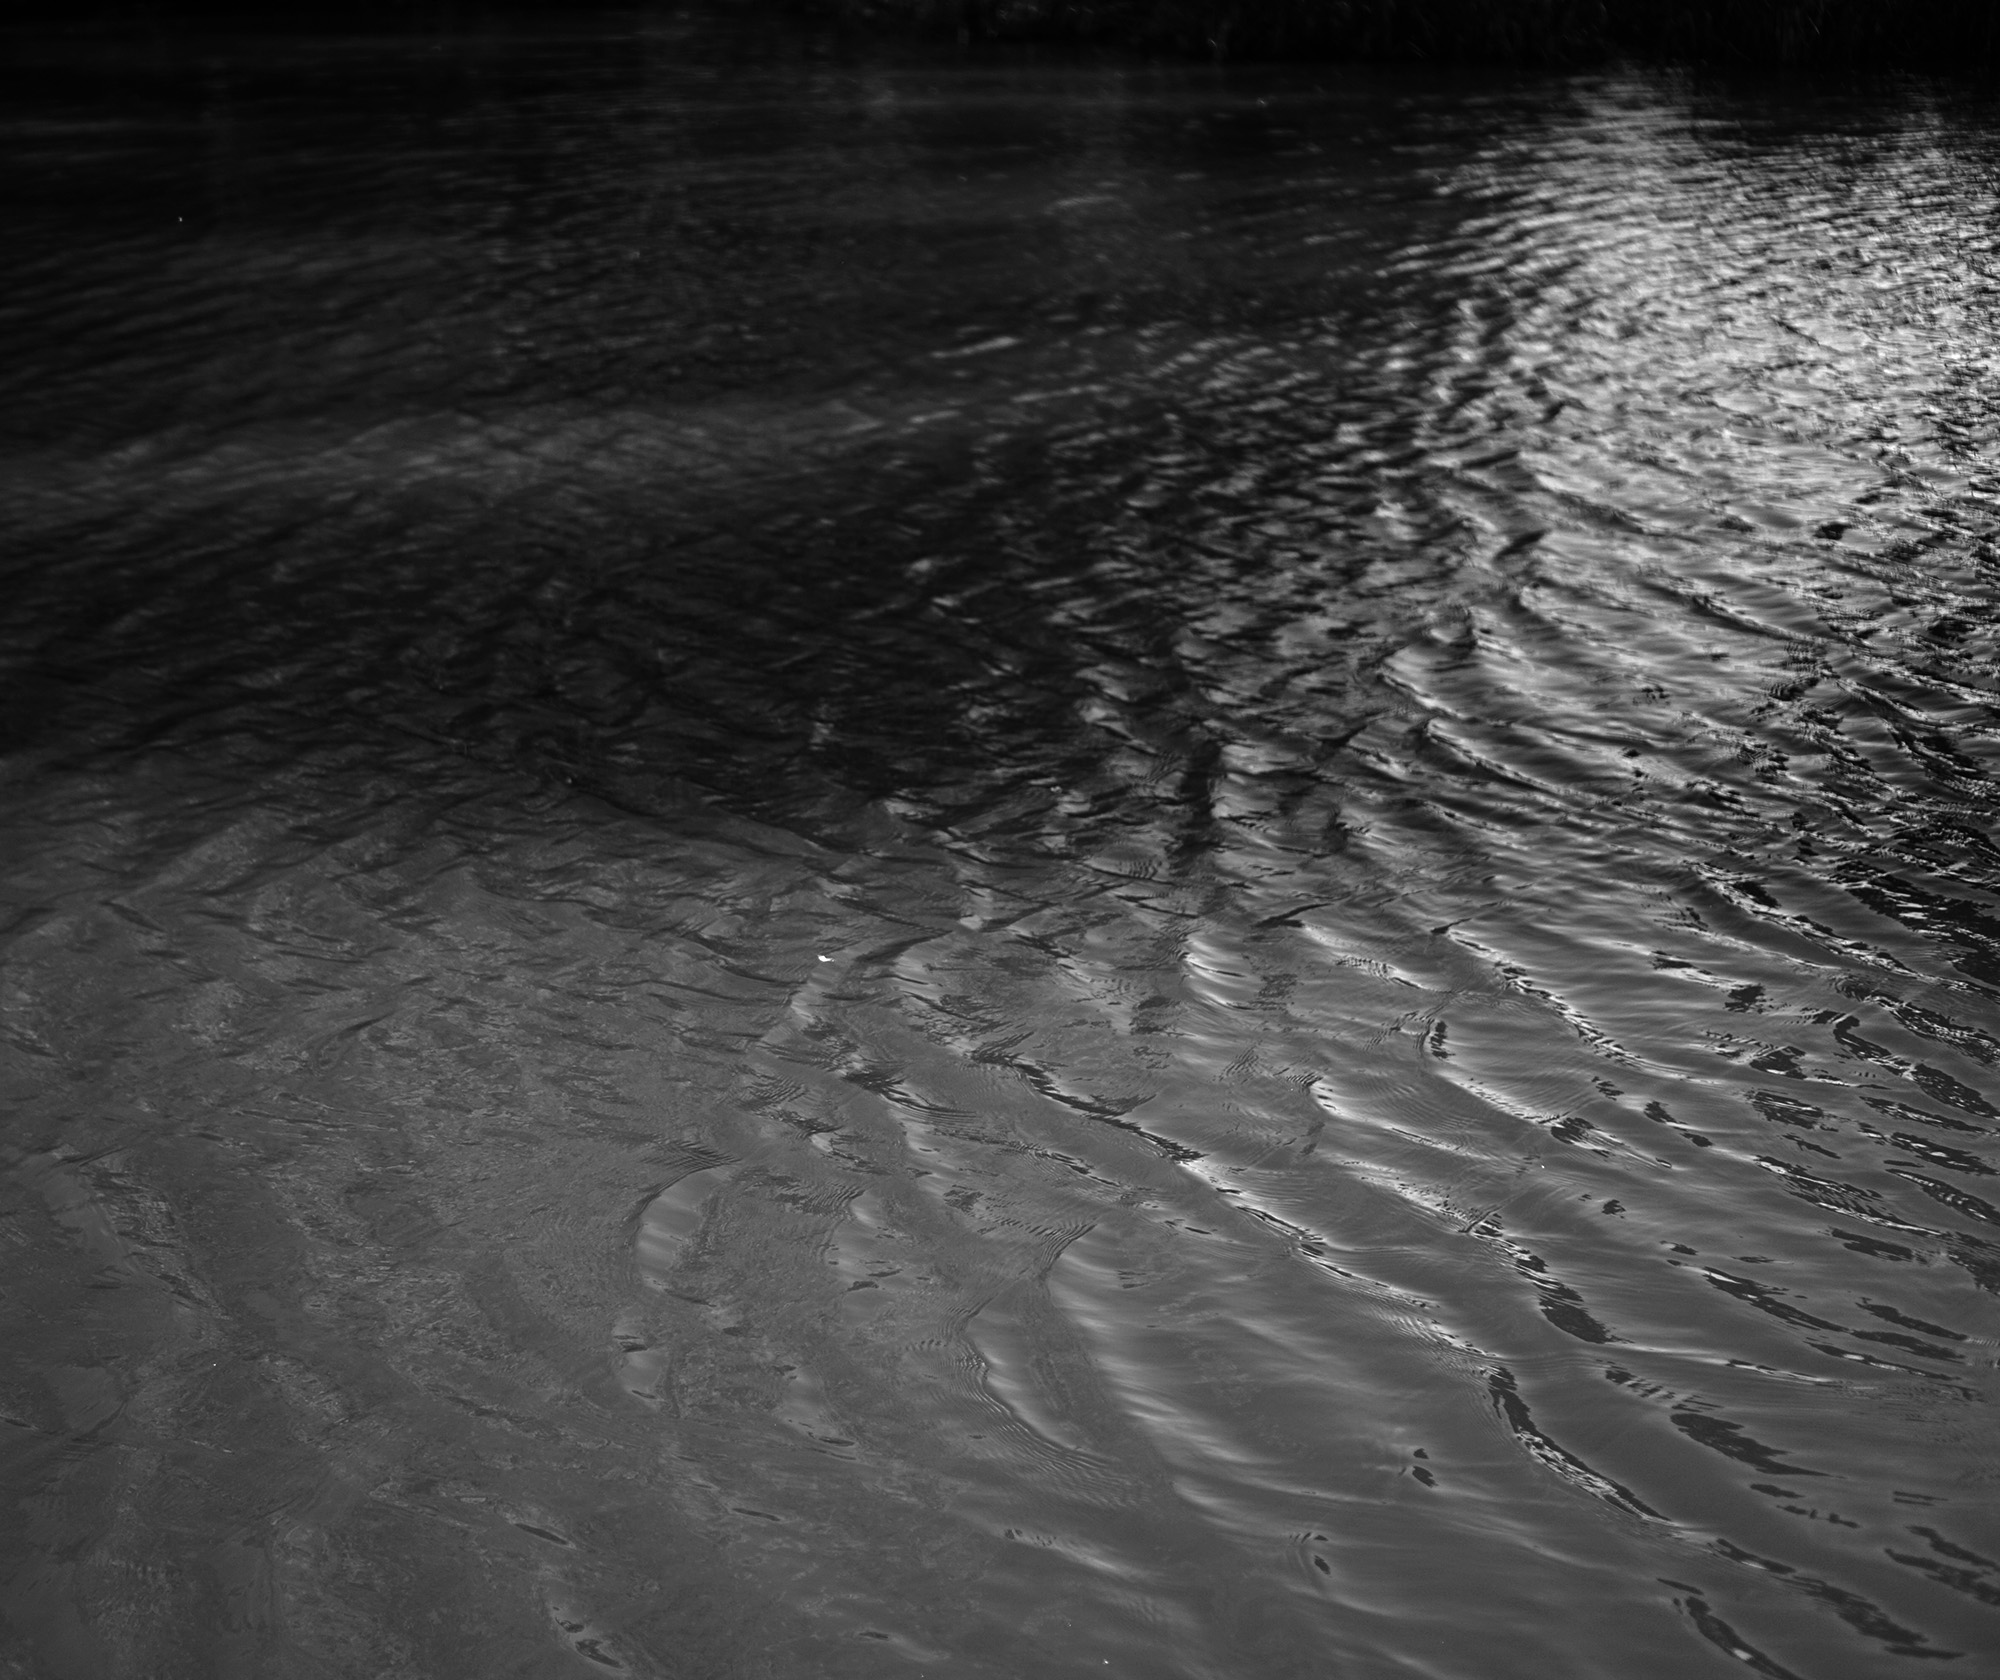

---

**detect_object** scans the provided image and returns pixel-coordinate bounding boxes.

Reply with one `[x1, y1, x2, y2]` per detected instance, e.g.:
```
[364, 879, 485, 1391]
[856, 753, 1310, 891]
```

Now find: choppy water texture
[4, 12, 2000, 1678]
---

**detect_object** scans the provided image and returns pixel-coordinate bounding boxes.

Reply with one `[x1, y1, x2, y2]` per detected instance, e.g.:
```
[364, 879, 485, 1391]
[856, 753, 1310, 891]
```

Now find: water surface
[4, 13, 2000, 1678]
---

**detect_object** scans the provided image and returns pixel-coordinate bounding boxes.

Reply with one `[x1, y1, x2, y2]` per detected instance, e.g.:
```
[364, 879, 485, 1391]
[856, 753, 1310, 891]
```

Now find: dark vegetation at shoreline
[818, 0, 1996, 68]
[0, 0, 1989, 72]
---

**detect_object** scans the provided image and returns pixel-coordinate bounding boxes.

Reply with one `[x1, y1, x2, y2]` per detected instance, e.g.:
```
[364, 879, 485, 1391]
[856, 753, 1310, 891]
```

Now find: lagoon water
[4, 10, 2000, 1677]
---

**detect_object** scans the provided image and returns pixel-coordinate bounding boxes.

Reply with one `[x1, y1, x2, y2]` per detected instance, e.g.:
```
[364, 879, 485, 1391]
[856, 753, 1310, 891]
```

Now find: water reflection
[3, 14, 1998, 1678]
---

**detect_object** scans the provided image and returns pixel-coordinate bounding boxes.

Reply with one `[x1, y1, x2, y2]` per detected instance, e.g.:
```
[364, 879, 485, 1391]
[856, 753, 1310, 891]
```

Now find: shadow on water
[3, 9, 2000, 1679]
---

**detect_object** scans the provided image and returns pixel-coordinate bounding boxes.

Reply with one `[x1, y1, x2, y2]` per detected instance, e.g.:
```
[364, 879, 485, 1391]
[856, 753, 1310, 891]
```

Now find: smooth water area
[4, 12, 1999, 1677]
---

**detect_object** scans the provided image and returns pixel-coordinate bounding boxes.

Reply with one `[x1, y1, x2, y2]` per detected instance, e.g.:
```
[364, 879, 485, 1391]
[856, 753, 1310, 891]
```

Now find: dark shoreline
[3, 1, 1995, 73]
[820, 0, 1995, 70]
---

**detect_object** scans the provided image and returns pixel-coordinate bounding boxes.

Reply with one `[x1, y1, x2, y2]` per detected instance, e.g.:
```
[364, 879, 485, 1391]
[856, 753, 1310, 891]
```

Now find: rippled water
[5, 13, 2000, 1678]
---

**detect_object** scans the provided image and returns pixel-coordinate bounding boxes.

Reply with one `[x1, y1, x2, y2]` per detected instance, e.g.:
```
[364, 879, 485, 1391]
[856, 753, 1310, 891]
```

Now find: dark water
[4, 11, 2000, 1677]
